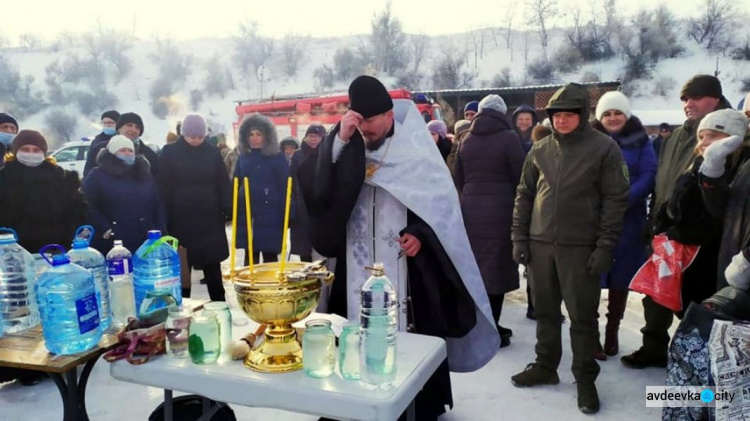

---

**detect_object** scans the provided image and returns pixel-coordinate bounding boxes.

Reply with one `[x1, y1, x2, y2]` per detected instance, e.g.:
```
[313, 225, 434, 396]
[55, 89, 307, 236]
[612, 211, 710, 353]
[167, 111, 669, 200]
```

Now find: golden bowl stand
[232, 261, 334, 373]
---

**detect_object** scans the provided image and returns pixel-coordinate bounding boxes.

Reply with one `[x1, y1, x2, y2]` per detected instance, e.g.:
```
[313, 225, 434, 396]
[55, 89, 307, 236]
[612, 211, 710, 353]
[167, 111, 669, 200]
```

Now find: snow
[1, 259, 670, 420]
[4, 25, 749, 151]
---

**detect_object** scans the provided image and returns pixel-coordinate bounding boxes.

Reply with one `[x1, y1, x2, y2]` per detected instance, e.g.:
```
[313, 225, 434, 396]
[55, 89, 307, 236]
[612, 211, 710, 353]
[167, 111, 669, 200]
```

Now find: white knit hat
[697, 109, 749, 139]
[478, 94, 508, 114]
[595, 91, 632, 121]
[107, 135, 135, 154]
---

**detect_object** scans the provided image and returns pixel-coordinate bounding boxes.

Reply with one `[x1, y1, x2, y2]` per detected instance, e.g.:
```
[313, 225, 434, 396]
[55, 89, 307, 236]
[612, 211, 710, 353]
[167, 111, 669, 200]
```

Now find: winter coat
[82, 150, 166, 255]
[234, 113, 289, 253]
[0, 159, 87, 253]
[158, 137, 231, 267]
[654, 156, 724, 311]
[700, 151, 750, 290]
[512, 105, 539, 155]
[83, 132, 114, 178]
[289, 142, 316, 257]
[83, 133, 160, 179]
[653, 98, 732, 212]
[454, 108, 524, 295]
[435, 136, 452, 163]
[593, 117, 657, 289]
[512, 83, 630, 251]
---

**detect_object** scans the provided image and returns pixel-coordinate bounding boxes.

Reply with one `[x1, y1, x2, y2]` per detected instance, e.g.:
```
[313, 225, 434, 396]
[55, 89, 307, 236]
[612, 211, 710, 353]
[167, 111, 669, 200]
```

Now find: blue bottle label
[108, 258, 132, 276]
[75, 293, 100, 334]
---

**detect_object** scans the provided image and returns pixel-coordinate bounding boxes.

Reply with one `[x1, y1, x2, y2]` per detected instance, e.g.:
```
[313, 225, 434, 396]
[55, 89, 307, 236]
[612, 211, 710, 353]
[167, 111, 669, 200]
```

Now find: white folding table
[109, 323, 447, 421]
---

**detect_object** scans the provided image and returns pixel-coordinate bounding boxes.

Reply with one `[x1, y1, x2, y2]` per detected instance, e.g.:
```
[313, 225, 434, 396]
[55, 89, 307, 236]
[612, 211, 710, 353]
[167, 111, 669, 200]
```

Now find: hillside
[2, 23, 749, 149]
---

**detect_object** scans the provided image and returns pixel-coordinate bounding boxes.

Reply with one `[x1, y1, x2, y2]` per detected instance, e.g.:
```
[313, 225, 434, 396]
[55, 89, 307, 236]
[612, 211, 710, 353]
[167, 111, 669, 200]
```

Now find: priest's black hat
[348, 75, 393, 119]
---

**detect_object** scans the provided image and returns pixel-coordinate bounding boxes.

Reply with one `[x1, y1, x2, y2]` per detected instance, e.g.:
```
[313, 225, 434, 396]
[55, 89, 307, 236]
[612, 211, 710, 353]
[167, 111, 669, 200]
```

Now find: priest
[298, 75, 499, 420]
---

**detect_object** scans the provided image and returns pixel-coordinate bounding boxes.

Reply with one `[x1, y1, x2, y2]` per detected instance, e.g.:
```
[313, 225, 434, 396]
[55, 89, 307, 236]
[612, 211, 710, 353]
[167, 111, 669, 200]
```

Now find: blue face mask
[0, 132, 15, 146]
[102, 127, 117, 136]
[115, 152, 136, 166]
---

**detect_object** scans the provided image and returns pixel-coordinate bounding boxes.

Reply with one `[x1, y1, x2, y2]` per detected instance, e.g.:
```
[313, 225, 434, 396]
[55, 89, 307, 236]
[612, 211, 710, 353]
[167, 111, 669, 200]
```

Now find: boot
[604, 290, 629, 356]
[498, 326, 513, 348]
[621, 349, 668, 369]
[511, 363, 560, 387]
[577, 382, 600, 414]
[594, 342, 607, 361]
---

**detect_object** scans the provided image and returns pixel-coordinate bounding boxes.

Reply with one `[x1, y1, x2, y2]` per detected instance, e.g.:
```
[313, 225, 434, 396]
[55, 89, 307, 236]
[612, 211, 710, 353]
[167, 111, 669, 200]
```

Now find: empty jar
[339, 322, 361, 380]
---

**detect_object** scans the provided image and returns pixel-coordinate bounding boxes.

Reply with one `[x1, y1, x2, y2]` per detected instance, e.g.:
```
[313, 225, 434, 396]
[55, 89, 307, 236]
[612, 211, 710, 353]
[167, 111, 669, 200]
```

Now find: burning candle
[279, 176, 293, 277]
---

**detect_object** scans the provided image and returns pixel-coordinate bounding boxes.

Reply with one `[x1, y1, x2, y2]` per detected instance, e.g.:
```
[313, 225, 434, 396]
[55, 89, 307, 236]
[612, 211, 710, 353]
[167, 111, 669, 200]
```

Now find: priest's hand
[399, 233, 421, 257]
[339, 111, 363, 142]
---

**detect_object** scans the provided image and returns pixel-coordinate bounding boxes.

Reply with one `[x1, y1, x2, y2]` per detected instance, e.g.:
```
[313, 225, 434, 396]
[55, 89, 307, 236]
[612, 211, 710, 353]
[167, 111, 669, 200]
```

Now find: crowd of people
[1, 72, 750, 419]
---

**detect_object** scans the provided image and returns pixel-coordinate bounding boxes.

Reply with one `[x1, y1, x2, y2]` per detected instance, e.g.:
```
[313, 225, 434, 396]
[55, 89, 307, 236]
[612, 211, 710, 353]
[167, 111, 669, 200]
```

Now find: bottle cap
[147, 230, 162, 240]
[0, 233, 16, 245]
[71, 238, 88, 249]
[365, 262, 385, 276]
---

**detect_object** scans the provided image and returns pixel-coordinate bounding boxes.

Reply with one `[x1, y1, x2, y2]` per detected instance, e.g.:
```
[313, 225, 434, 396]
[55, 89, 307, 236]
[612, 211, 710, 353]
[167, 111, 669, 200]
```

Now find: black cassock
[298, 123, 478, 420]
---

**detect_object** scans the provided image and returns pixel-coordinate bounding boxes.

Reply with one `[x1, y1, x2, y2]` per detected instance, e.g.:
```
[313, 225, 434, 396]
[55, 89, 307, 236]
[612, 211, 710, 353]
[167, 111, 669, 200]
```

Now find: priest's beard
[365, 136, 387, 151]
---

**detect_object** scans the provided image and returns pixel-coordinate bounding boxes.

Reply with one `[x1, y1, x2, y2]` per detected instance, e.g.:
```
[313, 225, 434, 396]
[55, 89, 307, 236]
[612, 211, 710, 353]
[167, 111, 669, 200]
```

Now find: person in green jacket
[510, 83, 630, 414]
[621, 74, 734, 370]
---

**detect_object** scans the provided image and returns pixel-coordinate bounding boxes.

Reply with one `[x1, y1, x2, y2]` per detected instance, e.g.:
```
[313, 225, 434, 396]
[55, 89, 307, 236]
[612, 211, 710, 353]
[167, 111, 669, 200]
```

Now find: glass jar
[138, 290, 177, 325]
[302, 319, 335, 378]
[203, 302, 232, 356]
[188, 311, 221, 365]
[339, 322, 361, 380]
[165, 307, 191, 358]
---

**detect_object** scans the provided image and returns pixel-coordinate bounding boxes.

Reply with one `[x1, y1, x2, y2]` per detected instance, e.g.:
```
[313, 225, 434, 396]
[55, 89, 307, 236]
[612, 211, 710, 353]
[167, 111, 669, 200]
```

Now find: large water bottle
[68, 226, 111, 331]
[359, 262, 397, 388]
[35, 244, 102, 355]
[133, 231, 181, 314]
[107, 240, 136, 327]
[0, 228, 39, 334]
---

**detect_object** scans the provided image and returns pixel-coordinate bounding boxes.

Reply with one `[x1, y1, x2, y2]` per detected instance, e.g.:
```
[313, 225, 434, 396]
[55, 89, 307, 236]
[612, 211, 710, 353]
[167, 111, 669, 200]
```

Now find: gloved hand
[699, 135, 743, 178]
[512, 241, 530, 265]
[587, 248, 613, 276]
[725, 250, 750, 290]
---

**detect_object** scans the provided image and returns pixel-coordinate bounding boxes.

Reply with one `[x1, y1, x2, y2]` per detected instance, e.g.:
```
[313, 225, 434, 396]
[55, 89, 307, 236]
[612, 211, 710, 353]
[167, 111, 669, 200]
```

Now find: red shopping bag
[629, 233, 700, 311]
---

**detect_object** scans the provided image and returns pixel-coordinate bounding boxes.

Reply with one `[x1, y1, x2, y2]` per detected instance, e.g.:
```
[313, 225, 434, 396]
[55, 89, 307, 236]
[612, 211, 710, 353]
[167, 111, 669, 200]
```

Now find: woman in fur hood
[234, 113, 290, 265]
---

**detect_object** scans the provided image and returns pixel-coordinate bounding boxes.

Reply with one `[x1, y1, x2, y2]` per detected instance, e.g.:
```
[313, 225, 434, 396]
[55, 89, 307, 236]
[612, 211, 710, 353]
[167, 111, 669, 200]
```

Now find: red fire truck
[234, 89, 442, 139]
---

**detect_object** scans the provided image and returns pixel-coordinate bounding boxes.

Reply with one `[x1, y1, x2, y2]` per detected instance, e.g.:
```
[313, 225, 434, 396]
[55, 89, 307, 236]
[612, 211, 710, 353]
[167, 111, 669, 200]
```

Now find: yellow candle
[244, 177, 254, 274]
[279, 176, 293, 277]
[230, 178, 238, 278]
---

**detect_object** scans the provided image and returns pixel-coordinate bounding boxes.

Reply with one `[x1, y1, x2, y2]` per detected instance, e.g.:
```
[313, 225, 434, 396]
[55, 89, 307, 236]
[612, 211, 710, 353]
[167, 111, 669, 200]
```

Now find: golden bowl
[232, 261, 334, 373]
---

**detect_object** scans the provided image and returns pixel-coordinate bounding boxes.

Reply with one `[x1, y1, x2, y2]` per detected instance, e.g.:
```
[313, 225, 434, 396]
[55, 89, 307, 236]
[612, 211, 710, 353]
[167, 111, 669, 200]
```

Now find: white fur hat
[478, 94, 508, 114]
[595, 91, 632, 121]
[697, 109, 749, 139]
[107, 135, 135, 154]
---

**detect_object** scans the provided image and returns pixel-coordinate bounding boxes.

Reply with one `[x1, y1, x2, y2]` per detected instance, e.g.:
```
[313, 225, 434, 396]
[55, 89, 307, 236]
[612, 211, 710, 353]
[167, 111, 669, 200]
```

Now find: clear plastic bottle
[35, 244, 102, 355]
[68, 226, 110, 330]
[107, 240, 136, 327]
[359, 263, 397, 388]
[0, 228, 39, 334]
[133, 231, 181, 313]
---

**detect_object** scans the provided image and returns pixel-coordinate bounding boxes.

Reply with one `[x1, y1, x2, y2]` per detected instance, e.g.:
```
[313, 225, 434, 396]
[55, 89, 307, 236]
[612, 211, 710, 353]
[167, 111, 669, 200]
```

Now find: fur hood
[96, 148, 151, 180]
[238, 113, 279, 156]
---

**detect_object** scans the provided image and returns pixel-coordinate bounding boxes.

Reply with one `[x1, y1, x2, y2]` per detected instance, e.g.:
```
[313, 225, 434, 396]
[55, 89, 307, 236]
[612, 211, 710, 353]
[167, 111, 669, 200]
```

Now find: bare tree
[410, 33, 429, 74]
[18, 34, 42, 51]
[432, 46, 477, 89]
[688, 0, 738, 52]
[525, 0, 557, 59]
[44, 109, 78, 143]
[280, 33, 309, 77]
[233, 20, 274, 77]
[502, 4, 518, 61]
[369, 1, 408, 75]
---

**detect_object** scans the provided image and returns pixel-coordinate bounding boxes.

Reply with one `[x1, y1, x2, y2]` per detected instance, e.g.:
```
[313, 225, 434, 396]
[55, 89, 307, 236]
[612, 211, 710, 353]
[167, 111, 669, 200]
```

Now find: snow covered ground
[1, 260, 670, 421]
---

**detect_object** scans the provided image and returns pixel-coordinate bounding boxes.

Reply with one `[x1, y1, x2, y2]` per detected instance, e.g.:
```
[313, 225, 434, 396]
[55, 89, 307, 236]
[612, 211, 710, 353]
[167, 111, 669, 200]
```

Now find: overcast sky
[5, 0, 717, 41]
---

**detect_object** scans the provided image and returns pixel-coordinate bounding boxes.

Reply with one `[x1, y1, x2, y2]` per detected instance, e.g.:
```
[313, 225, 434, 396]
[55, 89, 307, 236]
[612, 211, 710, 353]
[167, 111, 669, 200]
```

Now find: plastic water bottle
[133, 231, 181, 314]
[68, 226, 111, 330]
[107, 240, 136, 327]
[359, 262, 397, 388]
[35, 244, 102, 355]
[0, 228, 39, 334]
